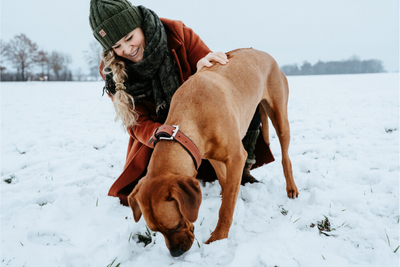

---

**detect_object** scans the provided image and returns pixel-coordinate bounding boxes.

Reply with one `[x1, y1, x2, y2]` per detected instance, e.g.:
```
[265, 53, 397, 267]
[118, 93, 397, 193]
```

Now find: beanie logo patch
[99, 30, 107, 37]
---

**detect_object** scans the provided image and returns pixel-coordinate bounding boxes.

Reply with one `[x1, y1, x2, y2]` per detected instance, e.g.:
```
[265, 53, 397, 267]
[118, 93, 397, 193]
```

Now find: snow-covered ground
[1, 73, 399, 267]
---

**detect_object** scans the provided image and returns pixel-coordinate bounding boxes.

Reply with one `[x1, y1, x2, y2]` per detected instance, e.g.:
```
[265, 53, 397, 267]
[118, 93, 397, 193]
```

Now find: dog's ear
[170, 177, 202, 222]
[128, 185, 142, 222]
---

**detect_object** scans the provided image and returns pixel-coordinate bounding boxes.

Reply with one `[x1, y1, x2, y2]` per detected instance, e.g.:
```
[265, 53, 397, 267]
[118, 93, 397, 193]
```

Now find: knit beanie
[89, 0, 143, 51]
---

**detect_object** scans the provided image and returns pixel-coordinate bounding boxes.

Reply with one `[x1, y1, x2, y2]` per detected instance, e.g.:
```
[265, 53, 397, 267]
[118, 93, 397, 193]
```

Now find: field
[1, 73, 399, 266]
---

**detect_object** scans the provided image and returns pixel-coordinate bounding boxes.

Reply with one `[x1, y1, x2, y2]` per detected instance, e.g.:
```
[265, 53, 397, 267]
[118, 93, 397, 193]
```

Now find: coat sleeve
[127, 104, 162, 148]
[181, 23, 212, 74]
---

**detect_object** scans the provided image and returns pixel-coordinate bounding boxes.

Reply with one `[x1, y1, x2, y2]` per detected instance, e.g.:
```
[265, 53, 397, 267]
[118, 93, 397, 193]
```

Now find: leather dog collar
[148, 125, 202, 170]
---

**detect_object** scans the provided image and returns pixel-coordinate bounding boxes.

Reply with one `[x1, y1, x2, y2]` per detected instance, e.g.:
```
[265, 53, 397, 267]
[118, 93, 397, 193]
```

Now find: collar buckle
[159, 125, 179, 141]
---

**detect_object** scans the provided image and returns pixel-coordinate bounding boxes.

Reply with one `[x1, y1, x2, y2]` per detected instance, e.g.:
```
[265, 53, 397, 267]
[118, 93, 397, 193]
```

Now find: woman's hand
[196, 52, 229, 72]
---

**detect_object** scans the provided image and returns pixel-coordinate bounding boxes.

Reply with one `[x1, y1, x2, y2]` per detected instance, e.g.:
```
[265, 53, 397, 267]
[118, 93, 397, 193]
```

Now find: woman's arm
[181, 23, 228, 72]
[127, 104, 162, 148]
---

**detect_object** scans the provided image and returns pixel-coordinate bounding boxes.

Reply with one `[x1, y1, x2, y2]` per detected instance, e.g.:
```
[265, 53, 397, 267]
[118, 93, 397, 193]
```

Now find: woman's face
[112, 27, 145, 63]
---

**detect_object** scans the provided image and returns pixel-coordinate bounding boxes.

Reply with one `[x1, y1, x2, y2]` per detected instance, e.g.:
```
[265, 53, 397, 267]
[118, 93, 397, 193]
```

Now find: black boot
[241, 162, 259, 185]
[241, 130, 260, 185]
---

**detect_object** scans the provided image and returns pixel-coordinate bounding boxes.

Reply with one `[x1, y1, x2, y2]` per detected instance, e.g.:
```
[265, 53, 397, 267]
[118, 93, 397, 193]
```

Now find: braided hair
[102, 50, 139, 129]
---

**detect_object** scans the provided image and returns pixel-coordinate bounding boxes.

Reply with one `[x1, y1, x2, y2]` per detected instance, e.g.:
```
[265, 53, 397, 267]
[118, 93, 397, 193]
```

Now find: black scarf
[104, 6, 181, 123]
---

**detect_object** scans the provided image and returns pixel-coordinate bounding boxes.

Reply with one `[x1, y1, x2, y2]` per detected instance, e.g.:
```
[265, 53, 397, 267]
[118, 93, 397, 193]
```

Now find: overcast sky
[1, 0, 399, 73]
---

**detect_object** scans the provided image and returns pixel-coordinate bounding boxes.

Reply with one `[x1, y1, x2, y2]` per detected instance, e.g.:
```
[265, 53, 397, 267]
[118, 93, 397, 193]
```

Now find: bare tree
[33, 50, 49, 80]
[4, 34, 38, 81]
[83, 40, 102, 76]
[50, 51, 63, 80]
[49, 51, 73, 81]
[0, 40, 6, 57]
[74, 68, 84, 81]
[62, 53, 73, 81]
[0, 40, 7, 76]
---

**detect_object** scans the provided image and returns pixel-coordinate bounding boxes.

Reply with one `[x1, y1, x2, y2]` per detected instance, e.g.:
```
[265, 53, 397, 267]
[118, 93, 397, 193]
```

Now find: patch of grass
[278, 205, 288, 216]
[94, 144, 107, 150]
[311, 215, 345, 237]
[332, 221, 346, 231]
[136, 232, 152, 246]
[13, 144, 26, 154]
[106, 258, 120, 267]
[394, 246, 399, 253]
[195, 238, 200, 248]
[317, 215, 331, 236]
[385, 229, 390, 247]
[292, 218, 301, 224]
[385, 128, 397, 133]
[128, 232, 133, 242]
[4, 174, 15, 184]
[136, 225, 155, 247]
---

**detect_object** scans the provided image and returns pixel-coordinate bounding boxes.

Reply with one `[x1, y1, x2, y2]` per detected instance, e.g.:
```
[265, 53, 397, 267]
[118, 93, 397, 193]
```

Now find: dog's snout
[170, 247, 184, 257]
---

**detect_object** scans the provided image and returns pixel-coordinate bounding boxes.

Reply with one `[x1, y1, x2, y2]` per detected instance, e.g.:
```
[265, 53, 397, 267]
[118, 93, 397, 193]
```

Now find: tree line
[0, 34, 75, 81]
[1, 33, 387, 81]
[0, 34, 103, 82]
[281, 57, 386, 76]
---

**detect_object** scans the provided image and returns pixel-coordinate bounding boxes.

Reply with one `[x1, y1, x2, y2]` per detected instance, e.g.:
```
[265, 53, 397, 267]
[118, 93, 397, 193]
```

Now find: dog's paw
[286, 185, 299, 199]
[205, 231, 228, 244]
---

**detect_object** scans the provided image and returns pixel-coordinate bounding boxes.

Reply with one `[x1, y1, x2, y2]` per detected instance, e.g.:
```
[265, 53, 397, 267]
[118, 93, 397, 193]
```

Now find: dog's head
[128, 174, 202, 257]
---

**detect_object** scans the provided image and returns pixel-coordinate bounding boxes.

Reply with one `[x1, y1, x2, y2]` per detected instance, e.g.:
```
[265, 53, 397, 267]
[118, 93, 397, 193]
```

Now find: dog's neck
[147, 140, 198, 178]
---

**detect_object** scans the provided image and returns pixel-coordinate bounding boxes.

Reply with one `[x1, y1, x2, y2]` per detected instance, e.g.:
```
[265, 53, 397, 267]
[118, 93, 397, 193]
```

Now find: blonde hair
[102, 50, 139, 129]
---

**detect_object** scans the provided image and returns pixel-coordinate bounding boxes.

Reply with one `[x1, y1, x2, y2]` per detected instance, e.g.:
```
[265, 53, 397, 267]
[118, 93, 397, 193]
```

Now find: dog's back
[167, 48, 282, 139]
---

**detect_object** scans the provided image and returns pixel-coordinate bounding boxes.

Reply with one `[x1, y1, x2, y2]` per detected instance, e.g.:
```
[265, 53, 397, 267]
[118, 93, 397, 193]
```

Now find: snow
[1, 73, 399, 267]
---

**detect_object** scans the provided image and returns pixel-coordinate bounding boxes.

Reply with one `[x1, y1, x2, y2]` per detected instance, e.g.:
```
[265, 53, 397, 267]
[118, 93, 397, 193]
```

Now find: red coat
[106, 18, 274, 206]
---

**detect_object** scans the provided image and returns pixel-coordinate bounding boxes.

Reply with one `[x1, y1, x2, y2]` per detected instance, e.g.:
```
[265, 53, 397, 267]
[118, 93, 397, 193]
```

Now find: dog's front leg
[205, 148, 246, 244]
[208, 159, 227, 195]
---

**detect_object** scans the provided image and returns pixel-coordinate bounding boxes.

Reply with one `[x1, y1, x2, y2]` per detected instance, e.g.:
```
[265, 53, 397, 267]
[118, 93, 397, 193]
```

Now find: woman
[89, 0, 267, 205]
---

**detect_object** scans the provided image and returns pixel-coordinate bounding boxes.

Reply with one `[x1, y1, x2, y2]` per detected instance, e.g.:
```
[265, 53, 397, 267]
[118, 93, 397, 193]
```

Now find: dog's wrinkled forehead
[153, 197, 182, 224]
[139, 176, 168, 198]
[138, 179, 181, 219]
[143, 196, 182, 233]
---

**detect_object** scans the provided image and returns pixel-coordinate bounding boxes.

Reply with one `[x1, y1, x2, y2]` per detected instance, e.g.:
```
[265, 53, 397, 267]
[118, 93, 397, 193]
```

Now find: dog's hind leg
[261, 72, 299, 198]
[261, 100, 298, 198]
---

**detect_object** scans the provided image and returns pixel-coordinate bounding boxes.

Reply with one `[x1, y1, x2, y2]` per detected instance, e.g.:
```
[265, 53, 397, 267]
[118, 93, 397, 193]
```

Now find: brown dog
[128, 48, 299, 257]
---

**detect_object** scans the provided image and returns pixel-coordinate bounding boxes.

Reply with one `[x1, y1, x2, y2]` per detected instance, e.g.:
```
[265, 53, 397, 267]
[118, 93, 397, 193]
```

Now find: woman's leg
[241, 107, 261, 185]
